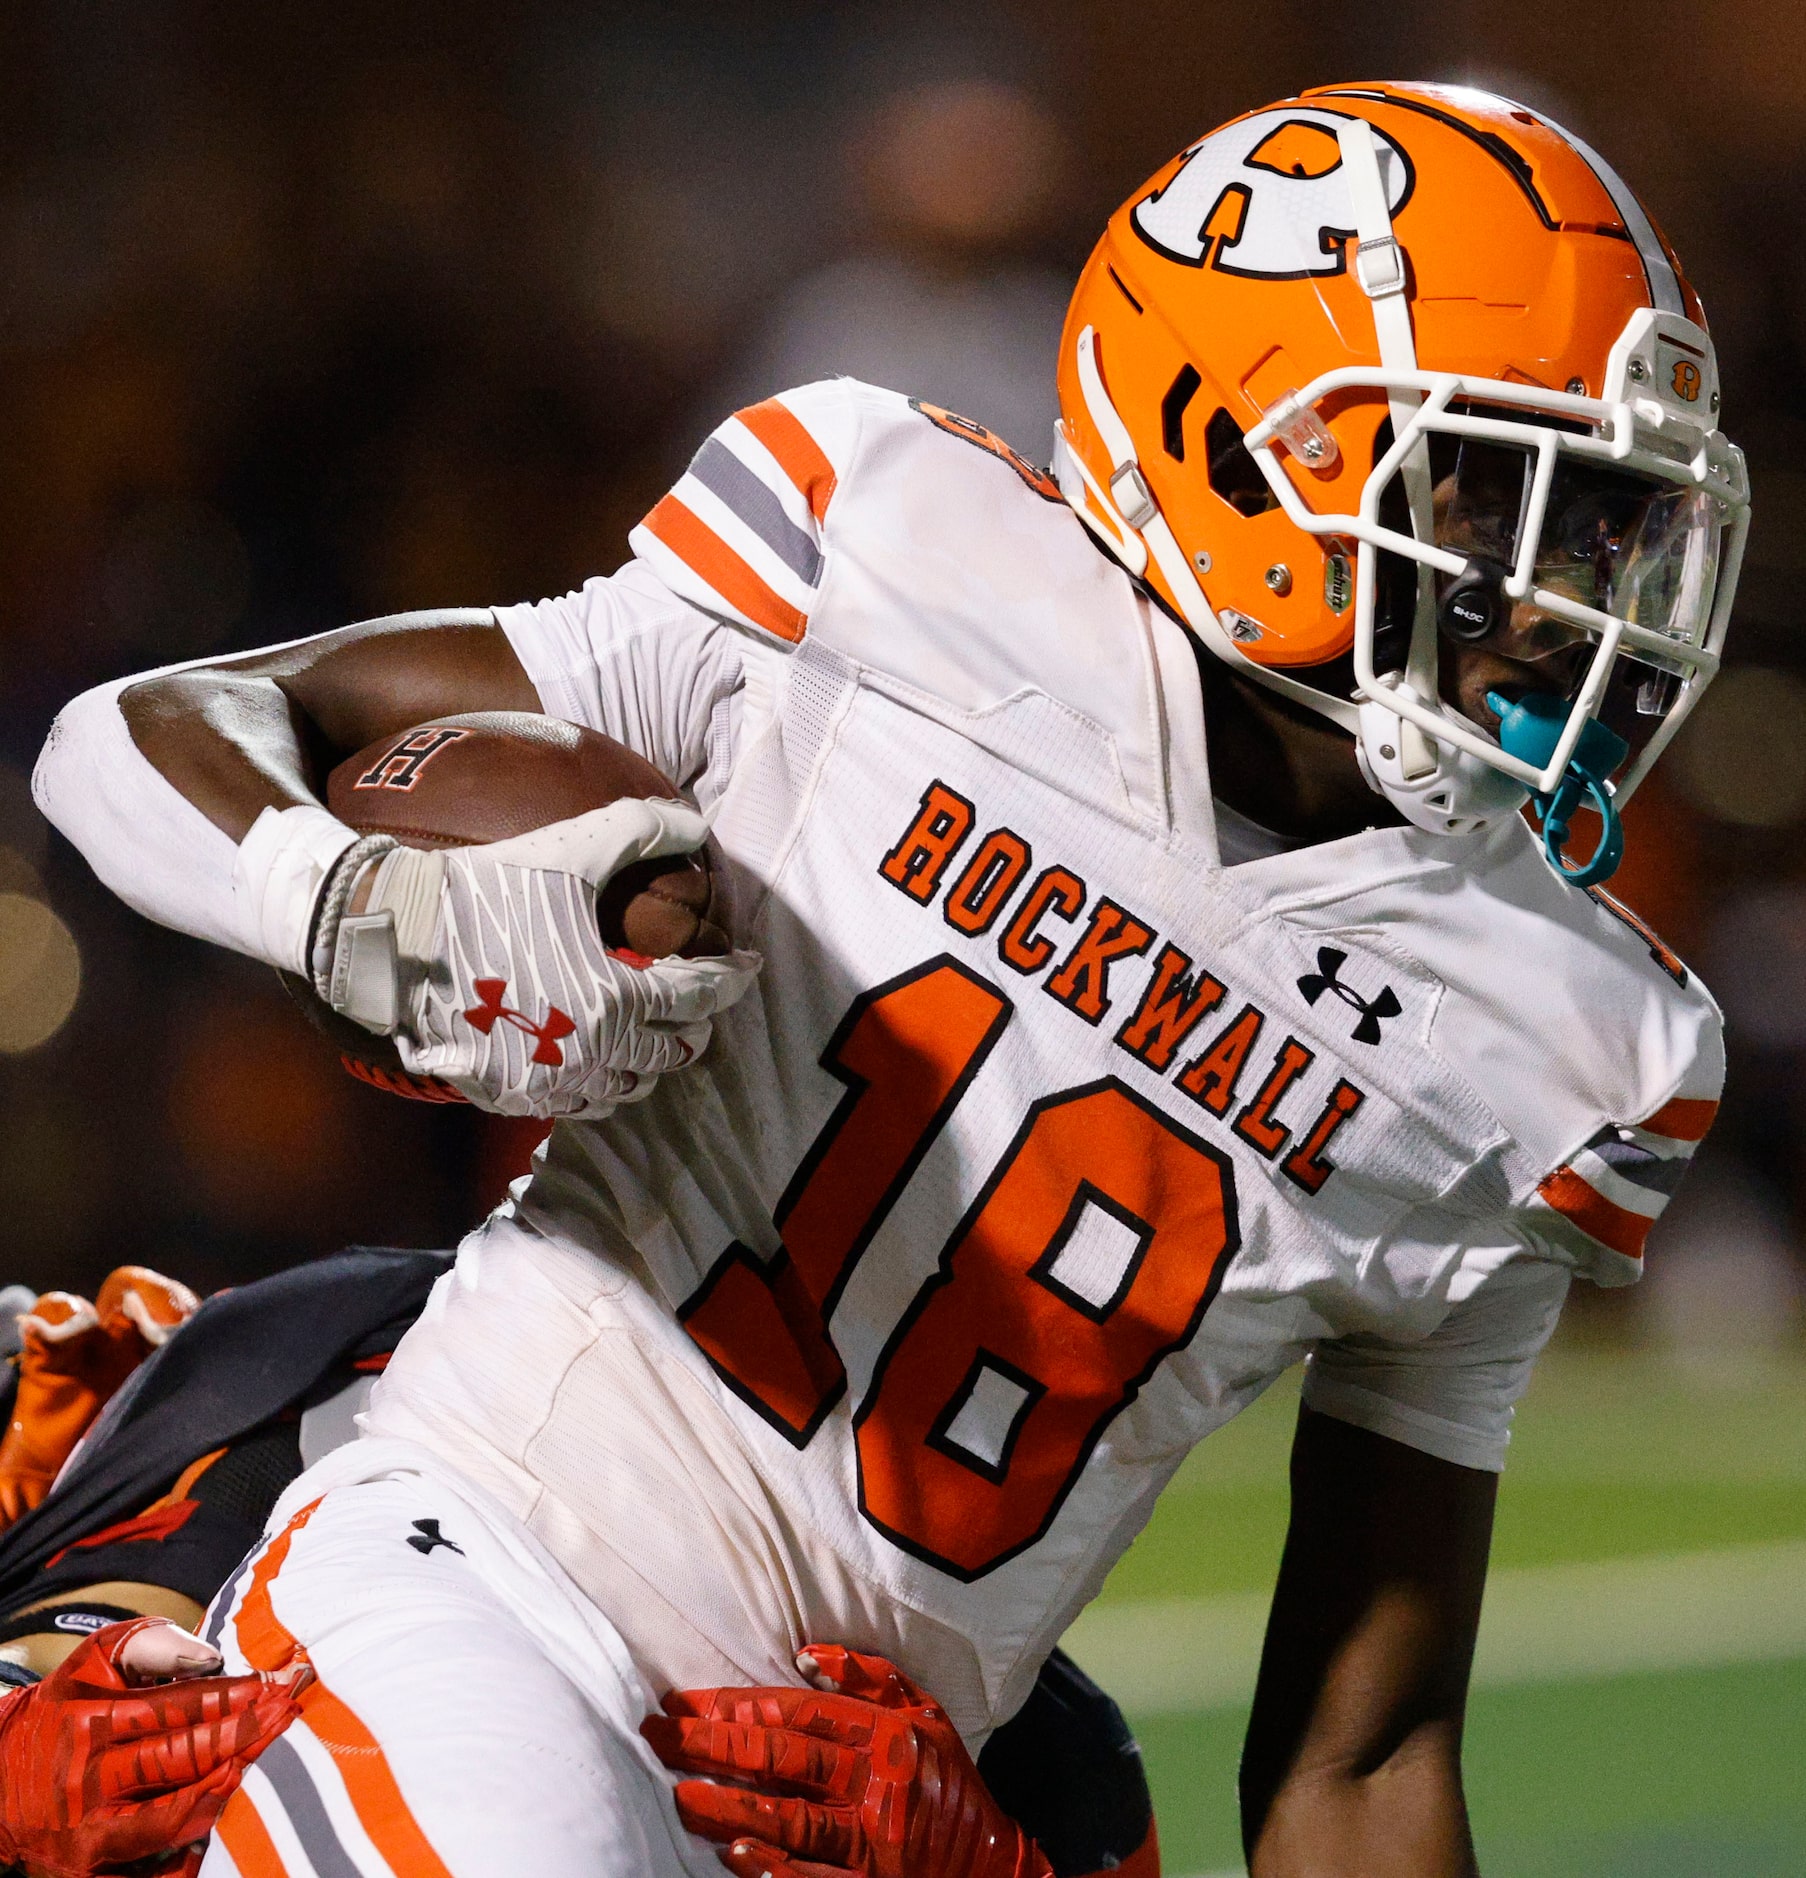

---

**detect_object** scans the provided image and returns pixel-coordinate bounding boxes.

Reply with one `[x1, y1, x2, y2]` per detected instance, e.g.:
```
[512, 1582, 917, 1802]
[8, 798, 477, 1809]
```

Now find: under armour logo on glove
[406, 1518, 464, 1557]
[463, 980, 577, 1066]
[1297, 945, 1401, 1045]
[316, 798, 760, 1119]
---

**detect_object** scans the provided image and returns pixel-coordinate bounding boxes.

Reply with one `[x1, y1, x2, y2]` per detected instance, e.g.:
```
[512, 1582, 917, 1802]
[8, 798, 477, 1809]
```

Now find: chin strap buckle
[1107, 462, 1158, 531]
[1354, 233, 1406, 299]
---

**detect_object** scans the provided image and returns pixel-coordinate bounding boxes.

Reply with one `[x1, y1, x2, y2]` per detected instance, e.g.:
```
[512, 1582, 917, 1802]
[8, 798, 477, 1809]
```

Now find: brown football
[283, 711, 729, 1102]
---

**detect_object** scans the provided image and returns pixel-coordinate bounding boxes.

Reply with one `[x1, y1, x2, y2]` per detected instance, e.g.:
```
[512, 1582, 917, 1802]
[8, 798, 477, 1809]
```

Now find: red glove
[0, 1617, 303, 1878]
[642, 1644, 1053, 1878]
[0, 1267, 199, 1529]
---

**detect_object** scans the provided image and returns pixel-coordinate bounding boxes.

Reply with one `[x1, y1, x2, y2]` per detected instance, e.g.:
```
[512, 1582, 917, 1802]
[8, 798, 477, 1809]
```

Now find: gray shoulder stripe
[258, 1734, 372, 1878]
[1584, 1129, 1692, 1195]
[1525, 109, 1684, 315]
[688, 437, 823, 587]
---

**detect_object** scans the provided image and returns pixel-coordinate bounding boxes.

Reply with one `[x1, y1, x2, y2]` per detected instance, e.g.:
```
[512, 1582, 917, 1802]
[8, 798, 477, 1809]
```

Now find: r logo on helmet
[1131, 107, 1413, 280]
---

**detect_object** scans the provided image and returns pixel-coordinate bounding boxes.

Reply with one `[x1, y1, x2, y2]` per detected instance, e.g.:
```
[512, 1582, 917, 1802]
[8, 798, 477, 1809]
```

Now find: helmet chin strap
[1336, 118, 1438, 698]
[1338, 117, 1529, 835]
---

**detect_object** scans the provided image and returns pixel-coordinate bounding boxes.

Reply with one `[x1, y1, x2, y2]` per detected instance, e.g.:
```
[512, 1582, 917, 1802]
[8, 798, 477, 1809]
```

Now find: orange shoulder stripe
[1537, 1165, 1652, 1260]
[736, 398, 838, 523]
[233, 1496, 460, 1878]
[643, 494, 808, 643]
[1638, 1096, 1718, 1143]
[214, 1788, 294, 1878]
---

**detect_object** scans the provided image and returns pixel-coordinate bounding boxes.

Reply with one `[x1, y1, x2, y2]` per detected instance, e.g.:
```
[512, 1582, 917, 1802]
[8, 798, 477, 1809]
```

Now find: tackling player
[0, 1255, 1155, 1878]
[35, 84, 1740, 1877]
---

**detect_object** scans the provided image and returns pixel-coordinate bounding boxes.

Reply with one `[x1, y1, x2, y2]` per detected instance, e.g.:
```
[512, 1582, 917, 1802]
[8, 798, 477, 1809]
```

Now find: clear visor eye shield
[1060, 117, 1750, 887]
[1244, 347, 1747, 883]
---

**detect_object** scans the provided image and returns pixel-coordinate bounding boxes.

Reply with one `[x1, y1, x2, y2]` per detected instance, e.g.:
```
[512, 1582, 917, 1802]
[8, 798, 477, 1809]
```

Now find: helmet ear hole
[1205, 408, 1278, 517]
[1162, 367, 1202, 461]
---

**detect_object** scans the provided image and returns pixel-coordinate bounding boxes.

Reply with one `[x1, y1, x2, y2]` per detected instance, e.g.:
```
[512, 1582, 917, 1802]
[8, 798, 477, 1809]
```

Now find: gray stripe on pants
[257, 1733, 371, 1878]
[687, 436, 822, 585]
[204, 1544, 261, 1652]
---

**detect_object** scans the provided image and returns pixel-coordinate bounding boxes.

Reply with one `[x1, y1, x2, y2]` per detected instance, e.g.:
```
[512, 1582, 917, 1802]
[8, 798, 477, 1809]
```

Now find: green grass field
[1075, 1345, 1806, 1875]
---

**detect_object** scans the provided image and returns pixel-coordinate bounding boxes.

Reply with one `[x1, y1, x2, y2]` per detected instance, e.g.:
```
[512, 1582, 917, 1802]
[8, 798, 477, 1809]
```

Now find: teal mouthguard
[1487, 690, 1630, 888]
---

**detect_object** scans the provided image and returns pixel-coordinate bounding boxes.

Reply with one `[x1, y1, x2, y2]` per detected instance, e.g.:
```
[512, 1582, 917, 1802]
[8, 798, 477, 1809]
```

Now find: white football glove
[310, 801, 759, 1119]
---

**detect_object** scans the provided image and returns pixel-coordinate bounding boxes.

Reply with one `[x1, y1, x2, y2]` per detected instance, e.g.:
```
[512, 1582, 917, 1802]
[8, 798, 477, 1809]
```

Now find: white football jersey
[366, 380, 1722, 1739]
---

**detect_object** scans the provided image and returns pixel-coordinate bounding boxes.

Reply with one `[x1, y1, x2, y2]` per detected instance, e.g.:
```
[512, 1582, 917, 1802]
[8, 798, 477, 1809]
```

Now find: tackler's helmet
[1055, 82, 1749, 883]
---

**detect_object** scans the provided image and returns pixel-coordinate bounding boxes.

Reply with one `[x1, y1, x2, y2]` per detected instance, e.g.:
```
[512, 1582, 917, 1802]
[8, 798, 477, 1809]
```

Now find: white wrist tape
[231, 804, 362, 976]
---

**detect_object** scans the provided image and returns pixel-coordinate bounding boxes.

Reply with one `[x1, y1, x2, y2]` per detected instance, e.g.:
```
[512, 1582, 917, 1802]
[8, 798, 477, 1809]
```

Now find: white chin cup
[1356, 692, 1530, 836]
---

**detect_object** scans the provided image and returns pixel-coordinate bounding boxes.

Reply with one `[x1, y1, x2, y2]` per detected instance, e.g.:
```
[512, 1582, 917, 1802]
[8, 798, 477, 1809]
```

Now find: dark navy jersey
[0, 1246, 451, 1621]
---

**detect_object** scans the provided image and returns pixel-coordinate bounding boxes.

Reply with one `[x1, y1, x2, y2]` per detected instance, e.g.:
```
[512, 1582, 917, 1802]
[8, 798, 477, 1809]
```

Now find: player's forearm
[32, 669, 281, 962]
[119, 608, 531, 838]
[34, 610, 535, 971]
[120, 665, 325, 841]
[1243, 1726, 1478, 1877]
[3, 1584, 208, 1679]
[1240, 1409, 1494, 1876]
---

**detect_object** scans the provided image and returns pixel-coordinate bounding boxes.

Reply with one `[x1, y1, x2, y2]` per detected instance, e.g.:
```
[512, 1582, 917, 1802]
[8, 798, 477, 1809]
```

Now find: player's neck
[1198, 654, 1404, 846]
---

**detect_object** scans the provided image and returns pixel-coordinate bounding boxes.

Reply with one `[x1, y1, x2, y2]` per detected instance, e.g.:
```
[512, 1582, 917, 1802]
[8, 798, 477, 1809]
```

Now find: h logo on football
[1297, 946, 1401, 1046]
[355, 726, 469, 792]
[463, 979, 578, 1066]
[1132, 107, 1412, 279]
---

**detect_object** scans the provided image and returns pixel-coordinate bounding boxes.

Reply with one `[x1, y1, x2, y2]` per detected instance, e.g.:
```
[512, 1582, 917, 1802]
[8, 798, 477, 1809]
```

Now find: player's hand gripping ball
[643, 1644, 1054, 1878]
[0, 1617, 306, 1878]
[293, 712, 759, 1114]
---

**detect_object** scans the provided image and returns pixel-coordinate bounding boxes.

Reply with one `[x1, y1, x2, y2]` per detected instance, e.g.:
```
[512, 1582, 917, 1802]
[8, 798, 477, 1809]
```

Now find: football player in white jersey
[34, 82, 1743, 1878]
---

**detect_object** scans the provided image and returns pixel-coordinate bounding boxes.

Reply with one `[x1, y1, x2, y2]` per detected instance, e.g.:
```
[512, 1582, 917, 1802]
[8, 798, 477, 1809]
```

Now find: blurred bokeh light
[0, 893, 81, 1053]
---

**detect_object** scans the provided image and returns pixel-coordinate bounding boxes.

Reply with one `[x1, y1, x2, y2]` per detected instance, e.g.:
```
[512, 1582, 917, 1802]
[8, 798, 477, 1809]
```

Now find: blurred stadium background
[1, 3, 1803, 1871]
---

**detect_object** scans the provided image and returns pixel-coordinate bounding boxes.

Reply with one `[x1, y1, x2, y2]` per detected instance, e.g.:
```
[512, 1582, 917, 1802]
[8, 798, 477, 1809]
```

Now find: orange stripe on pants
[234, 1499, 322, 1673]
[214, 1787, 293, 1878]
[233, 1498, 459, 1878]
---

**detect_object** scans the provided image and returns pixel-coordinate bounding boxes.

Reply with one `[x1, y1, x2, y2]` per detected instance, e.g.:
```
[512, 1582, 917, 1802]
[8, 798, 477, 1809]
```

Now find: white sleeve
[494, 558, 785, 806]
[32, 671, 356, 972]
[1300, 1255, 1571, 1473]
[37, 565, 776, 975]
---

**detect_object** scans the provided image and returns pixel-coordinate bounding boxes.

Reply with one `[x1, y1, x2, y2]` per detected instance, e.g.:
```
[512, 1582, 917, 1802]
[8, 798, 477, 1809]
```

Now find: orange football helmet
[1055, 82, 1749, 857]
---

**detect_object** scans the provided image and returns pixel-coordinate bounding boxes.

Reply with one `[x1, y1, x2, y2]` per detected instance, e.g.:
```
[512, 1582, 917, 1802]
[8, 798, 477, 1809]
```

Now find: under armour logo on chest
[464, 979, 577, 1066]
[1297, 946, 1401, 1045]
[406, 1518, 464, 1557]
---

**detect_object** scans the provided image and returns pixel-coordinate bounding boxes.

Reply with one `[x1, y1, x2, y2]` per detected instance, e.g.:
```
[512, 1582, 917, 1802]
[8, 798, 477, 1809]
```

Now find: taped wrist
[232, 804, 363, 975]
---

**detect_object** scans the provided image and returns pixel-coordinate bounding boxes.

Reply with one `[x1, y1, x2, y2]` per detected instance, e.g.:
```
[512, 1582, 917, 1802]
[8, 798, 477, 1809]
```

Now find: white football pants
[196, 1438, 718, 1878]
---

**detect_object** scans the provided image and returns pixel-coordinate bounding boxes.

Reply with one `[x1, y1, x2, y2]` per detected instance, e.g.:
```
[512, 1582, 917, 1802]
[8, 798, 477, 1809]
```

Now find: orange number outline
[680, 956, 1011, 1444]
[854, 1076, 1241, 1579]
